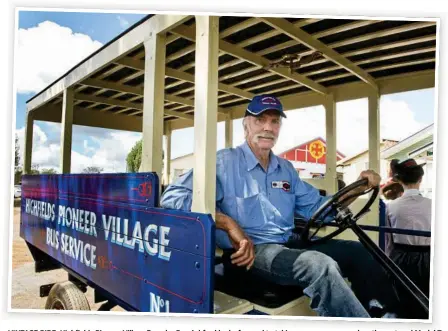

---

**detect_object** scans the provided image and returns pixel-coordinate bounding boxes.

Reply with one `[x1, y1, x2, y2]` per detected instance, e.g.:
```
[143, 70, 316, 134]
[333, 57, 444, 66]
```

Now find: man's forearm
[215, 211, 238, 232]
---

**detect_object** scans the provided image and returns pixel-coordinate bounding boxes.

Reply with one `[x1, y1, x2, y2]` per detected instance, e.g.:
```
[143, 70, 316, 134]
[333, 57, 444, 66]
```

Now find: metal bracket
[39, 283, 55, 297]
[98, 301, 117, 311]
[264, 51, 323, 73]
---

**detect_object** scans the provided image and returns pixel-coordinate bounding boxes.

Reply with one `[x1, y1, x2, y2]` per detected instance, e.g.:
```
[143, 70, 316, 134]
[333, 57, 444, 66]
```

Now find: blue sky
[15, 10, 147, 166]
[18, 10, 147, 42]
[16, 10, 147, 130]
[14, 10, 437, 172]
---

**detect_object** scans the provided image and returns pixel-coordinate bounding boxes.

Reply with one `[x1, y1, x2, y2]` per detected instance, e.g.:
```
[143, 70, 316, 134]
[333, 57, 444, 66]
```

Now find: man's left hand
[358, 170, 381, 188]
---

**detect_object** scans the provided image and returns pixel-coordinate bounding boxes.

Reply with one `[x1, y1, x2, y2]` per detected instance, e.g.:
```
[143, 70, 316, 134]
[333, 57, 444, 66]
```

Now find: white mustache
[255, 134, 276, 141]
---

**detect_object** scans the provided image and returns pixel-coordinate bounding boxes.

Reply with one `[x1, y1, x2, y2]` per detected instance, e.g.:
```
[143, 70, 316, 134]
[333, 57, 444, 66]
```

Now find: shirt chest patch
[271, 180, 291, 192]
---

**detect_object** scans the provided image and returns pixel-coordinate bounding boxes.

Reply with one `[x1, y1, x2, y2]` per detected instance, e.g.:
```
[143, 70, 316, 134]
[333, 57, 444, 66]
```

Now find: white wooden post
[141, 31, 166, 187]
[191, 16, 219, 215]
[368, 90, 381, 240]
[60, 87, 74, 174]
[324, 94, 337, 194]
[368, 91, 381, 174]
[163, 125, 172, 185]
[23, 108, 34, 174]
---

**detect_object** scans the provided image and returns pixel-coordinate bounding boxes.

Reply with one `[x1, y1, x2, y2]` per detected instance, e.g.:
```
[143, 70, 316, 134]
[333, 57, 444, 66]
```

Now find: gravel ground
[10, 203, 123, 312]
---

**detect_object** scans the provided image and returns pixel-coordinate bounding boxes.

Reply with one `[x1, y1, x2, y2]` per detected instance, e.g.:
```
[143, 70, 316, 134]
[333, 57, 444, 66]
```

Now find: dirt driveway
[10, 203, 123, 311]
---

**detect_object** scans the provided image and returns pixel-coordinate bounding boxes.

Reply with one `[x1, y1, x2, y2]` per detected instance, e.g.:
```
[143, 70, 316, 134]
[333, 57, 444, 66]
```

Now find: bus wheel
[45, 281, 90, 310]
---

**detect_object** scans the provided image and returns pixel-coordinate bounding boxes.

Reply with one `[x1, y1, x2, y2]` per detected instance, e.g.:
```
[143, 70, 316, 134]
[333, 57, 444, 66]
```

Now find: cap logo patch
[261, 97, 278, 105]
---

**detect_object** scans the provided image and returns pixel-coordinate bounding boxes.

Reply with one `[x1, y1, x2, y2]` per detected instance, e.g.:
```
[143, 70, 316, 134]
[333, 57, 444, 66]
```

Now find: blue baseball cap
[246, 95, 286, 118]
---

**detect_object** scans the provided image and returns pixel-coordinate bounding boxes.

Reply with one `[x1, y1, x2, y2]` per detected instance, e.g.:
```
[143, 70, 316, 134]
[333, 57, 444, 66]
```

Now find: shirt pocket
[235, 194, 266, 229]
[274, 191, 296, 226]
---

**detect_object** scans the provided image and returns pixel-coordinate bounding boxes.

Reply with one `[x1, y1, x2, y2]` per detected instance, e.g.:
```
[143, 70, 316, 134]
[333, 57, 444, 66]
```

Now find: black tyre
[45, 281, 90, 310]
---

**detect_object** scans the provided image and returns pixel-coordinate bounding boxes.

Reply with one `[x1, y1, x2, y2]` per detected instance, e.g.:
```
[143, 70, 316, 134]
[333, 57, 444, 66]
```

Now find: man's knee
[293, 250, 341, 281]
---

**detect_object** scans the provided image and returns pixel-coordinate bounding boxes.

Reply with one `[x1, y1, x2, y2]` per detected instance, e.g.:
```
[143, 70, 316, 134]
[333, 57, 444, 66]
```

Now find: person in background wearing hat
[381, 159, 404, 201]
[161, 94, 400, 318]
[385, 158, 431, 319]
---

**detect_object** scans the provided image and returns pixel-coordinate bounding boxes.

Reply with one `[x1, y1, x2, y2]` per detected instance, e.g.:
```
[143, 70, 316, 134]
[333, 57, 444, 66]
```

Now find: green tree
[126, 140, 164, 173]
[41, 168, 58, 175]
[14, 134, 22, 184]
[126, 139, 143, 172]
[14, 168, 22, 184]
[30, 164, 40, 175]
[15, 134, 20, 169]
[82, 166, 103, 174]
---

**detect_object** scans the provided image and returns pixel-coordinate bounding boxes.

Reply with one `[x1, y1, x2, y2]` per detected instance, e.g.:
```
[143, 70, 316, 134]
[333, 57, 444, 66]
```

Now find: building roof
[26, 14, 437, 133]
[337, 139, 398, 165]
[278, 136, 345, 157]
[381, 123, 434, 159]
[171, 152, 194, 162]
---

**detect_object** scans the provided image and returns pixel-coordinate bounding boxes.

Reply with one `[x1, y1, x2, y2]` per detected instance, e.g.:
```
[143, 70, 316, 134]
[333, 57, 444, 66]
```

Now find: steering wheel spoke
[299, 179, 379, 245]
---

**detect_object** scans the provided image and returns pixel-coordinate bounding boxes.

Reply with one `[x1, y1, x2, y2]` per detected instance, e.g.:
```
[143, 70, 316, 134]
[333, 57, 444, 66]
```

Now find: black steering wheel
[300, 178, 379, 245]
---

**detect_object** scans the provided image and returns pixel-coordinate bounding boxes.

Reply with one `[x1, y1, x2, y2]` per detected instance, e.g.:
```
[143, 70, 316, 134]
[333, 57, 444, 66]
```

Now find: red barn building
[278, 137, 345, 178]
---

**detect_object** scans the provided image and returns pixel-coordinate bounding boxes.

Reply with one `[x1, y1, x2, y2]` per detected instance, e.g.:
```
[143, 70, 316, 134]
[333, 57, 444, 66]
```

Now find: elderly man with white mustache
[160, 94, 400, 318]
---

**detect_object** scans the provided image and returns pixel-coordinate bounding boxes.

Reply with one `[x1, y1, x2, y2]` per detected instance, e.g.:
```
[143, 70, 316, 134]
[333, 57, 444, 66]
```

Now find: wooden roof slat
[226, 34, 436, 91]
[300, 46, 436, 77]
[214, 21, 436, 86]
[175, 18, 322, 73]
[260, 17, 378, 89]
[220, 17, 260, 38]
[205, 20, 381, 75]
[128, 37, 435, 102]
[116, 57, 254, 100]
[74, 64, 124, 106]
[172, 25, 328, 94]
[313, 58, 435, 84]
[294, 34, 437, 71]
[165, 18, 259, 63]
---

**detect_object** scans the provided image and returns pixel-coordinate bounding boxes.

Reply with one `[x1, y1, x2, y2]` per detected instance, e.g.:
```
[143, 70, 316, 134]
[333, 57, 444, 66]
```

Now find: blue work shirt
[160, 141, 331, 249]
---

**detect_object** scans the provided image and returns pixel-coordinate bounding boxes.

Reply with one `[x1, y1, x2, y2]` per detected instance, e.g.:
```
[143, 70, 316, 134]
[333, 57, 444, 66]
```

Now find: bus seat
[214, 252, 304, 309]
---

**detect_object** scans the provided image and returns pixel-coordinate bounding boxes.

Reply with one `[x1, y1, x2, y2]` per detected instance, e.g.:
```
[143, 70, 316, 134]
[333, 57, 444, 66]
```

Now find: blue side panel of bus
[20, 173, 215, 313]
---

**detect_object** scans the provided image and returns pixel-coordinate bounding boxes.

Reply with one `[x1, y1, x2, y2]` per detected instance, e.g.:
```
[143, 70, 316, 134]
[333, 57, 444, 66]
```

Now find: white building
[338, 125, 434, 198]
[337, 139, 399, 186]
[168, 153, 194, 184]
[381, 124, 434, 198]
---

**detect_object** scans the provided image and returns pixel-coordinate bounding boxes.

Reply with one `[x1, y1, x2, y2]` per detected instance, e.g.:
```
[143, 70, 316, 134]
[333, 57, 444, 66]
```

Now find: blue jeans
[250, 237, 399, 317]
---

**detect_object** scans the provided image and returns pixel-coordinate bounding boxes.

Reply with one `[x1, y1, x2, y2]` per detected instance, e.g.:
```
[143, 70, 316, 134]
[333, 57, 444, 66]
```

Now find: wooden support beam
[191, 16, 219, 215]
[33, 104, 143, 132]
[23, 109, 34, 174]
[368, 89, 381, 234]
[140, 33, 166, 178]
[60, 88, 74, 173]
[324, 94, 337, 194]
[368, 90, 381, 173]
[163, 126, 172, 185]
[81, 78, 143, 95]
[75, 91, 202, 120]
[164, 109, 194, 121]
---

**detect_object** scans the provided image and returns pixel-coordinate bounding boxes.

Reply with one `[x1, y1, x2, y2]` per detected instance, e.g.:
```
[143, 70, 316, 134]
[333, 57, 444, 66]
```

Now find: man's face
[245, 110, 282, 150]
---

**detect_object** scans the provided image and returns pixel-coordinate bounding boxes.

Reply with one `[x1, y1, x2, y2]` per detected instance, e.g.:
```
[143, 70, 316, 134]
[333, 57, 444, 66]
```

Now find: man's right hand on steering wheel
[359, 170, 381, 188]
